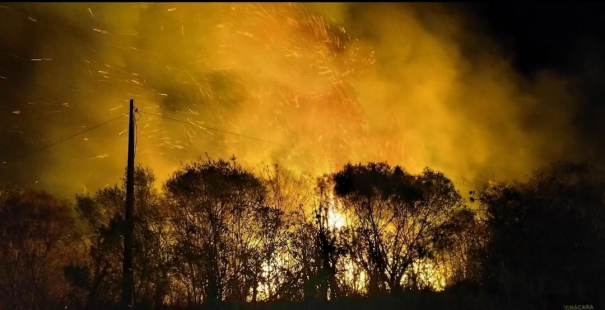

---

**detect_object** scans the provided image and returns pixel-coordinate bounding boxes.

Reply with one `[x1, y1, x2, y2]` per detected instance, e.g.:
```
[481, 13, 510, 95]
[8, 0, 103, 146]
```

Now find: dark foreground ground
[162, 289, 602, 310]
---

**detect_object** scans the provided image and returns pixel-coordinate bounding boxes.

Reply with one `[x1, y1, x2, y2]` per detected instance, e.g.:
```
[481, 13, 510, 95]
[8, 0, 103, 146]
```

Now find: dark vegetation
[0, 159, 603, 309]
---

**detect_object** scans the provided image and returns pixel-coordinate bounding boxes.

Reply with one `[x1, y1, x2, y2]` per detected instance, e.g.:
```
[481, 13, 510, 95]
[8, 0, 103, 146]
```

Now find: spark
[93, 28, 108, 34]
[88, 8, 95, 19]
[28, 17, 37, 22]
[87, 154, 108, 160]
[236, 31, 254, 38]
[167, 7, 176, 12]
[180, 15, 184, 36]
[11, 111, 21, 115]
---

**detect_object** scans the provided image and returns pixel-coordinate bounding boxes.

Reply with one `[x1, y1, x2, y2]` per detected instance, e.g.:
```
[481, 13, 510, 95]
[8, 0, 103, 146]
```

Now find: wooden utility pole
[122, 99, 135, 309]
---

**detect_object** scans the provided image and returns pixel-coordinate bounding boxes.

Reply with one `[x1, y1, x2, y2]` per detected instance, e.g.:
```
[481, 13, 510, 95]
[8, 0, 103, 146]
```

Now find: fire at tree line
[0, 159, 603, 310]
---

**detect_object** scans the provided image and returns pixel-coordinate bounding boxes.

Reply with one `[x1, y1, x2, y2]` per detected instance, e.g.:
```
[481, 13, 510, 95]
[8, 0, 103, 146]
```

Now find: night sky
[469, 3, 605, 163]
[469, 3, 605, 74]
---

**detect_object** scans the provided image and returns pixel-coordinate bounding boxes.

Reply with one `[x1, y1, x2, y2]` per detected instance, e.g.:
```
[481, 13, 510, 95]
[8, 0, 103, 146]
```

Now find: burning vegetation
[1, 3, 604, 310]
[1, 160, 604, 309]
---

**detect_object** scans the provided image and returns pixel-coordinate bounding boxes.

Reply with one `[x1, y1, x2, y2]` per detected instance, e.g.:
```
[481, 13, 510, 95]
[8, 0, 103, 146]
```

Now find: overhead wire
[139, 110, 329, 157]
[1, 114, 127, 165]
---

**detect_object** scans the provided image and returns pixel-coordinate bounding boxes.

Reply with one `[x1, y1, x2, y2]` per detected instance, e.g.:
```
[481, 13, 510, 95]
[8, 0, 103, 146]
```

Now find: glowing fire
[327, 209, 345, 229]
[2, 2, 542, 298]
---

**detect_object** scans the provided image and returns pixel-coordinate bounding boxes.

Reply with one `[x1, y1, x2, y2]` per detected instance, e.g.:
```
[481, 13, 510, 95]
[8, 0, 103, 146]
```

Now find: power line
[2, 114, 127, 165]
[140, 111, 283, 146]
[139, 110, 328, 156]
[0, 106, 528, 187]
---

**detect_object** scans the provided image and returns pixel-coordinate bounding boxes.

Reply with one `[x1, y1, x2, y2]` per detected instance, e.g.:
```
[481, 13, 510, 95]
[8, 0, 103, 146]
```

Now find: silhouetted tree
[0, 188, 80, 310]
[253, 164, 307, 303]
[278, 176, 347, 304]
[479, 162, 605, 309]
[333, 162, 469, 295]
[435, 207, 487, 288]
[165, 157, 281, 308]
[10, 156, 605, 310]
[66, 166, 170, 309]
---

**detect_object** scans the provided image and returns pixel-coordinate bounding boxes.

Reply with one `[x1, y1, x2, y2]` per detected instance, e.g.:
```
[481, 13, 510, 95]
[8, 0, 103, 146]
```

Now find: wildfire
[327, 209, 345, 229]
